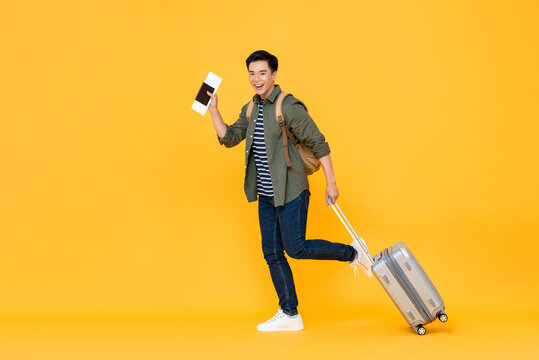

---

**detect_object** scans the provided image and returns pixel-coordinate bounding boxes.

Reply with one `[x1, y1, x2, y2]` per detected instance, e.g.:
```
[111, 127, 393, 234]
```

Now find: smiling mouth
[255, 84, 263, 89]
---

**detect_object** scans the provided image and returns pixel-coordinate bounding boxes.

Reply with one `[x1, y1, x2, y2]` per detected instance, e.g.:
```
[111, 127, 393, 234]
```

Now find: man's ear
[272, 71, 277, 81]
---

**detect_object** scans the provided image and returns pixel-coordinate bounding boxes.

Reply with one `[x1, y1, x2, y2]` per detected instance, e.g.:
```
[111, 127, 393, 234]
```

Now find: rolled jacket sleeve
[217, 104, 248, 148]
[284, 97, 331, 159]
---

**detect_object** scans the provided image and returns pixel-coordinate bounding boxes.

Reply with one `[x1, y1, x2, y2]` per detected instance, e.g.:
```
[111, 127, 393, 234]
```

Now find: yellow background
[1, 0, 538, 358]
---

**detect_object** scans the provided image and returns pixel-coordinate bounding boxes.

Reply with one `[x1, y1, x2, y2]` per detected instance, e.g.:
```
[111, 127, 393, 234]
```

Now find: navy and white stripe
[253, 99, 274, 197]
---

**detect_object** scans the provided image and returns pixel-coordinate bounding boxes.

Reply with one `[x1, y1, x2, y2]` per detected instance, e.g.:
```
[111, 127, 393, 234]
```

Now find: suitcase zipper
[383, 248, 433, 323]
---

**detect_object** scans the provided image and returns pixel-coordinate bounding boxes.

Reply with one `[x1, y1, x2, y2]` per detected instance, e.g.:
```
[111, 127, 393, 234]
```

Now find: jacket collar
[253, 84, 281, 104]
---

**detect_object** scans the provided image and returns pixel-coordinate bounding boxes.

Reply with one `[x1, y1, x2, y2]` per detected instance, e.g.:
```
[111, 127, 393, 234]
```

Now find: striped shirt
[253, 99, 274, 197]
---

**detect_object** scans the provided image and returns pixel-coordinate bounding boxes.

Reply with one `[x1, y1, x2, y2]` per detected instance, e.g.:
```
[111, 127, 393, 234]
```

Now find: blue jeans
[258, 189, 356, 316]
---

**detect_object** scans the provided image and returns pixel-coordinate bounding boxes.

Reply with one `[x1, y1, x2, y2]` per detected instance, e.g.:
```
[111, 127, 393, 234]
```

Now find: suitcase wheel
[437, 311, 448, 323]
[415, 326, 426, 336]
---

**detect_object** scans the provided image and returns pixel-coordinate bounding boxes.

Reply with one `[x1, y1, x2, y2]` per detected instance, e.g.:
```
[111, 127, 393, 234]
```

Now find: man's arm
[207, 91, 227, 138]
[284, 97, 339, 204]
[319, 154, 339, 205]
[207, 91, 248, 148]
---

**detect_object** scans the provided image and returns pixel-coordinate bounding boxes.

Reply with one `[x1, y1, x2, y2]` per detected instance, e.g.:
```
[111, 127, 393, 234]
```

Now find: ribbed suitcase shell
[372, 242, 445, 330]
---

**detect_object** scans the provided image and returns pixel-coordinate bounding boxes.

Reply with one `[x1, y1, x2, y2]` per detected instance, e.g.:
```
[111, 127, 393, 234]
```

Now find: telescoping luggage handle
[328, 199, 373, 261]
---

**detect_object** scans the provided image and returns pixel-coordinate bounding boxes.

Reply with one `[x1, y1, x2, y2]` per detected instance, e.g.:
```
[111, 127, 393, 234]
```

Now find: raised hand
[206, 91, 218, 113]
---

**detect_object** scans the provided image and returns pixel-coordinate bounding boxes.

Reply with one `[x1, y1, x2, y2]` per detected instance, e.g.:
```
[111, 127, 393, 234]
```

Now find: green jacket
[218, 84, 330, 206]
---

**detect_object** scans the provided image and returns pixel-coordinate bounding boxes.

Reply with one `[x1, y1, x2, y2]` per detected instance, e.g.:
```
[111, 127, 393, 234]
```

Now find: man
[207, 50, 370, 331]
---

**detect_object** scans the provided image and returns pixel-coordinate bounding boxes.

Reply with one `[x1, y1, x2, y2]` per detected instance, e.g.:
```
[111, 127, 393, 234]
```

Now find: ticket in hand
[192, 72, 222, 115]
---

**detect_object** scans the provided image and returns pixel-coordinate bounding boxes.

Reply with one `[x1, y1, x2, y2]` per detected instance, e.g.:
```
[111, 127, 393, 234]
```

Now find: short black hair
[246, 50, 278, 73]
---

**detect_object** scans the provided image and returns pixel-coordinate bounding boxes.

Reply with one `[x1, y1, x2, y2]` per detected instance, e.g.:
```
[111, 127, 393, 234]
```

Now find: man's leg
[277, 190, 356, 261]
[258, 194, 299, 316]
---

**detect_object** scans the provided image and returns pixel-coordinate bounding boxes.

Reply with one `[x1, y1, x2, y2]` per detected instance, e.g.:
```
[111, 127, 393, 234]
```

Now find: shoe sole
[257, 327, 304, 332]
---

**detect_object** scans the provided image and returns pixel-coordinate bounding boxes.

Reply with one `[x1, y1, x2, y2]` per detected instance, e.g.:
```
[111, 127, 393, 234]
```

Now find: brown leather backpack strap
[246, 100, 255, 124]
[276, 92, 298, 145]
[283, 122, 297, 146]
[276, 91, 298, 167]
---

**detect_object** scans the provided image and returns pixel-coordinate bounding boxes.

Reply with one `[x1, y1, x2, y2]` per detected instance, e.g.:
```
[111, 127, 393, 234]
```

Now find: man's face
[248, 60, 277, 99]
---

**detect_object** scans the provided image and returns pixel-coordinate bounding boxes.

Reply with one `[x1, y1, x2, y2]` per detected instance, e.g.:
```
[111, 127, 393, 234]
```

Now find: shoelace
[267, 311, 286, 323]
[350, 257, 370, 278]
[350, 263, 359, 278]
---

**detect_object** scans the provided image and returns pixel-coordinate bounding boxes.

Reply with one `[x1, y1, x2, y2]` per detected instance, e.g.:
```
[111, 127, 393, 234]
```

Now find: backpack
[246, 91, 321, 175]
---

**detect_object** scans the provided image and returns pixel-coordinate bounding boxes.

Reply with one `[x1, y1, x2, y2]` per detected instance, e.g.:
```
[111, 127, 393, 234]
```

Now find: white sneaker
[256, 309, 304, 332]
[349, 240, 374, 277]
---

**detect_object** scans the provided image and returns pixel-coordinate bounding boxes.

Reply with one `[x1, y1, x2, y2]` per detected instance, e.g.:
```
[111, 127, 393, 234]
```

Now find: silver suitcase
[372, 243, 447, 335]
[329, 202, 448, 335]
